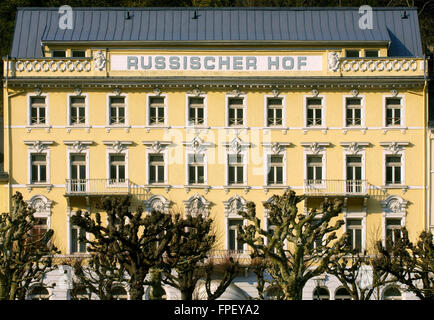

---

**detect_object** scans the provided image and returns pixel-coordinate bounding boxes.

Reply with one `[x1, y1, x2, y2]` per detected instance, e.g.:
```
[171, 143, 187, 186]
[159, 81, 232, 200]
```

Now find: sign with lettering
[110, 55, 322, 72]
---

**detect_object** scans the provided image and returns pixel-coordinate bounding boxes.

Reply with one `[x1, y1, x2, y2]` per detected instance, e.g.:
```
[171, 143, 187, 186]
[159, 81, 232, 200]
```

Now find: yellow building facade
[2, 7, 429, 299]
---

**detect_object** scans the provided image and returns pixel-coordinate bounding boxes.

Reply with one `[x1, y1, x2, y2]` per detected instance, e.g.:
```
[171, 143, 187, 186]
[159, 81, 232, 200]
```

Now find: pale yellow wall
[3, 45, 427, 254]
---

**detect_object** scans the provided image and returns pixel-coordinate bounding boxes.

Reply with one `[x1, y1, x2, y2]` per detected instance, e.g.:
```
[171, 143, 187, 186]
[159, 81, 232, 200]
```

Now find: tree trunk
[129, 274, 145, 300]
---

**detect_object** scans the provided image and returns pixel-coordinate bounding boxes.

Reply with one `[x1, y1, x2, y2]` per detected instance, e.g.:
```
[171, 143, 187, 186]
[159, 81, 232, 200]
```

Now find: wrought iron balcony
[303, 179, 368, 196]
[65, 179, 132, 196]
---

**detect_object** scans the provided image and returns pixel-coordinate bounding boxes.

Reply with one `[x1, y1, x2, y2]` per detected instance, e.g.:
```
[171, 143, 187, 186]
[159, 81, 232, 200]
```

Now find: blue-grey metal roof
[9, 7, 423, 58]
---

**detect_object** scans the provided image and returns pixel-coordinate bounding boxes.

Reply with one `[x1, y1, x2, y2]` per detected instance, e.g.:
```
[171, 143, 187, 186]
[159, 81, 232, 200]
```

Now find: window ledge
[342, 127, 367, 134]
[145, 125, 170, 132]
[26, 125, 52, 133]
[224, 185, 250, 194]
[302, 126, 328, 134]
[66, 125, 91, 132]
[184, 184, 210, 193]
[382, 126, 407, 134]
[105, 125, 131, 133]
[144, 184, 171, 192]
[381, 185, 408, 193]
[26, 183, 53, 192]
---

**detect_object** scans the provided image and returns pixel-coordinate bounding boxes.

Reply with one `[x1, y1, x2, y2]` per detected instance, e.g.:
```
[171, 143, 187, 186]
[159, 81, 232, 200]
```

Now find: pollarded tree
[238, 190, 345, 300]
[68, 250, 126, 300]
[0, 192, 59, 300]
[326, 246, 392, 300]
[71, 196, 174, 300]
[161, 213, 239, 300]
[373, 228, 434, 300]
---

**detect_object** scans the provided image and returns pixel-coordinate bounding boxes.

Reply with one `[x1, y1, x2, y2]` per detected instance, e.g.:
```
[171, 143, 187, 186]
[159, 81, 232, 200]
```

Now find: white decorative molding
[73, 87, 82, 96]
[153, 87, 161, 96]
[63, 140, 93, 153]
[187, 88, 206, 97]
[379, 142, 410, 155]
[328, 52, 340, 72]
[390, 89, 398, 97]
[102, 140, 133, 153]
[183, 193, 211, 218]
[145, 195, 171, 214]
[34, 87, 42, 96]
[223, 195, 247, 218]
[271, 88, 279, 97]
[300, 142, 330, 154]
[222, 137, 251, 154]
[24, 140, 54, 153]
[311, 89, 319, 97]
[227, 88, 245, 97]
[340, 142, 370, 155]
[142, 141, 171, 153]
[261, 142, 292, 155]
[183, 136, 212, 153]
[26, 195, 52, 226]
[351, 89, 359, 97]
[93, 50, 106, 71]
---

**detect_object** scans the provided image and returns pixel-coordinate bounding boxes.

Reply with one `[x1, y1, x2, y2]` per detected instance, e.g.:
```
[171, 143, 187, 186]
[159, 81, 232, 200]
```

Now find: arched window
[313, 287, 330, 300]
[383, 286, 402, 300]
[29, 285, 50, 300]
[111, 286, 128, 300]
[335, 287, 352, 300]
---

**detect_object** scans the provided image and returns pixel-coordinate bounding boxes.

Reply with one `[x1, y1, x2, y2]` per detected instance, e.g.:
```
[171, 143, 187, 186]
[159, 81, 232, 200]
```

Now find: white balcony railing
[65, 179, 131, 195]
[304, 179, 368, 196]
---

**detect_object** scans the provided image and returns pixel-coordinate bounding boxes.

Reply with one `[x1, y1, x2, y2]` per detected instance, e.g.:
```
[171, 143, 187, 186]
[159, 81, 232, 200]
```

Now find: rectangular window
[386, 218, 402, 249]
[346, 98, 362, 126]
[228, 97, 244, 126]
[30, 97, 46, 125]
[228, 219, 244, 251]
[109, 97, 126, 125]
[31, 154, 47, 183]
[346, 156, 362, 193]
[306, 98, 322, 127]
[267, 98, 283, 126]
[70, 96, 86, 125]
[52, 50, 66, 57]
[188, 154, 205, 184]
[30, 217, 48, 241]
[149, 97, 165, 125]
[70, 154, 86, 192]
[365, 50, 379, 57]
[71, 226, 86, 253]
[189, 97, 205, 126]
[347, 219, 362, 253]
[267, 155, 283, 185]
[149, 154, 165, 184]
[346, 50, 360, 58]
[71, 50, 86, 58]
[307, 155, 323, 182]
[109, 154, 126, 183]
[228, 154, 244, 185]
[386, 155, 402, 185]
[386, 98, 402, 126]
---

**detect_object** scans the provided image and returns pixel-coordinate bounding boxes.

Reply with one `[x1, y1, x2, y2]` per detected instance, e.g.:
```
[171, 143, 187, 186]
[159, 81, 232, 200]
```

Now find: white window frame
[226, 93, 247, 128]
[67, 93, 89, 127]
[225, 151, 248, 187]
[342, 95, 365, 128]
[383, 94, 405, 128]
[106, 93, 129, 127]
[104, 142, 131, 186]
[381, 144, 407, 187]
[186, 93, 208, 127]
[146, 93, 168, 127]
[67, 210, 89, 254]
[381, 195, 407, 247]
[27, 93, 49, 127]
[343, 213, 366, 253]
[264, 94, 286, 128]
[186, 152, 207, 185]
[146, 149, 168, 185]
[304, 153, 325, 185]
[303, 94, 326, 129]
[223, 195, 248, 252]
[341, 143, 368, 194]
[265, 153, 286, 186]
